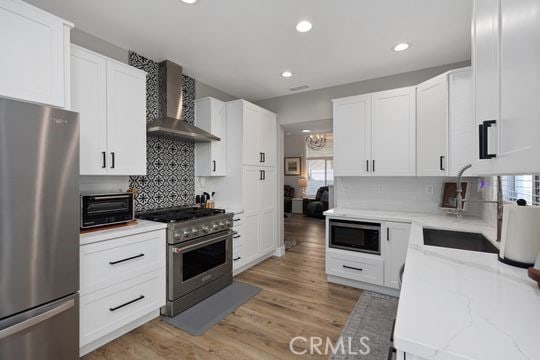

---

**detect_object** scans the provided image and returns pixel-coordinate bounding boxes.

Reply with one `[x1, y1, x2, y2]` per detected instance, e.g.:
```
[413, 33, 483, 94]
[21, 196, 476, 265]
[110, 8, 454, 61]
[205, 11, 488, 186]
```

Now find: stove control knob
[219, 221, 226, 229]
[174, 232, 182, 241]
[225, 221, 232, 227]
[212, 223, 219, 231]
[201, 225, 210, 234]
[183, 231, 191, 238]
[191, 228, 200, 236]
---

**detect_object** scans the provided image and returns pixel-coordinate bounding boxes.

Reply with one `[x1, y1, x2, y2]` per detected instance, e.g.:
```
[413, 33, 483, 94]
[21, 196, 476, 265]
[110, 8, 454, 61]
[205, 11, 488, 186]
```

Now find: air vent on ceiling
[289, 85, 309, 92]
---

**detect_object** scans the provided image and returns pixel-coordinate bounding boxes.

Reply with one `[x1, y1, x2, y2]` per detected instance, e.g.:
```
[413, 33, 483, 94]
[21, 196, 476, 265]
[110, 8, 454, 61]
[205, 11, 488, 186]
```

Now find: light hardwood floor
[83, 214, 362, 360]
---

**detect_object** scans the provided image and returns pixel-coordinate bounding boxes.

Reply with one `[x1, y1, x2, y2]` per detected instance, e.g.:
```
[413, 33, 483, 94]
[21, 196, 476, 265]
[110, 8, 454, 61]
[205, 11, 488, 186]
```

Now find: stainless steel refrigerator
[0, 97, 80, 359]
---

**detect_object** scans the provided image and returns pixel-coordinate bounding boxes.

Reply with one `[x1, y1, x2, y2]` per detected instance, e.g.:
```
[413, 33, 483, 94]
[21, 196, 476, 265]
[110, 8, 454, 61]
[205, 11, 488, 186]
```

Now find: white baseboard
[327, 275, 400, 298]
[80, 309, 159, 357]
[273, 245, 285, 257]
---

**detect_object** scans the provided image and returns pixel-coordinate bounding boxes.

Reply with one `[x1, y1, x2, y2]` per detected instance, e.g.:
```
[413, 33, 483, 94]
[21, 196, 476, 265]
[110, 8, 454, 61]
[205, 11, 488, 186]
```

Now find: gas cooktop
[136, 207, 226, 223]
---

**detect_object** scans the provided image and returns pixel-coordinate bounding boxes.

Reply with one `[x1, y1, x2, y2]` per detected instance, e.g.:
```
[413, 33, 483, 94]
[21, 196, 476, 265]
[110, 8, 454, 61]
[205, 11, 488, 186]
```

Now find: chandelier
[306, 133, 327, 150]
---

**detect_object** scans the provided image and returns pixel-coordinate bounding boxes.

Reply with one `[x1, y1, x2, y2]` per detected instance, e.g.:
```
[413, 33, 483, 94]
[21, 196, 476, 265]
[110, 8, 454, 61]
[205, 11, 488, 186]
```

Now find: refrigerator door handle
[0, 299, 74, 340]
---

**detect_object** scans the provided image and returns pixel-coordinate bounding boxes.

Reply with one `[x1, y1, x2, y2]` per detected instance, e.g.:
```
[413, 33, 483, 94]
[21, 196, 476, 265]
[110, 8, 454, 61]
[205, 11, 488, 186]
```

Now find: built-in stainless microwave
[329, 219, 381, 255]
[80, 192, 134, 229]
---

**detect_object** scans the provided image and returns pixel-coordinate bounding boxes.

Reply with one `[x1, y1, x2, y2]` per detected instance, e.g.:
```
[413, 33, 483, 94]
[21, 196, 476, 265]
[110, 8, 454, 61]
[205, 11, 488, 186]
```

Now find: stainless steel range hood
[147, 60, 220, 142]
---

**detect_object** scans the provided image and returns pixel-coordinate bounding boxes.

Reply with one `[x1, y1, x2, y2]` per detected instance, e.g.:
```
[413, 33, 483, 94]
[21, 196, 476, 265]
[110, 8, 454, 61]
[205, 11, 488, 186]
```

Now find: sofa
[284, 185, 295, 213]
[303, 186, 329, 218]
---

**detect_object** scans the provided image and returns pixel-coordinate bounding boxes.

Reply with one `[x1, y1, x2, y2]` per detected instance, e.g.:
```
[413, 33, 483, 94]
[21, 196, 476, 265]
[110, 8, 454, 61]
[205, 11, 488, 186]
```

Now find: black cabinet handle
[109, 295, 144, 312]
[479, 120, 497, 159]
[109, 253, 144, 265]
[372, 160, 375, 172]
[259, 170, 263, 180]
[212, 160, 216, 172]
[233, 257, 241, 261]
[102, 152, 107, 168]
[262, 153, 265, 163]
[259, 152, 263, 163]
[343, 265, 363, 272]
[233, 235, 241, 239]
[262, 170, 266, 180]
[387, 228, 390, 241]
[440, 156, 445, 171]
[366, 160, 369, 172]
[111, 152, 115, 168]
[233, 219, 241, 222]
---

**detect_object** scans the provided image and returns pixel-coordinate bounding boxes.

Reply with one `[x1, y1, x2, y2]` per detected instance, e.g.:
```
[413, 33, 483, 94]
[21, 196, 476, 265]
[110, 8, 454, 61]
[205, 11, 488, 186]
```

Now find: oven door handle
[172, 231, 232, 253]
[330, 223, 381, 231]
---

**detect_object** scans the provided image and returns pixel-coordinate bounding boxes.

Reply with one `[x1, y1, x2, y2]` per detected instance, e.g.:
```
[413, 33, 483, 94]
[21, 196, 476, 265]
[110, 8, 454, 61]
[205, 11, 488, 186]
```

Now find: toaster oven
[80, 193, 134, 229]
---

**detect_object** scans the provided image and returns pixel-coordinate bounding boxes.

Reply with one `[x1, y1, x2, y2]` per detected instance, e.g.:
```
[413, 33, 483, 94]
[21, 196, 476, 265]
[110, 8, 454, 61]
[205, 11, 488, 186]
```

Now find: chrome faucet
[448, 163, 503, 242]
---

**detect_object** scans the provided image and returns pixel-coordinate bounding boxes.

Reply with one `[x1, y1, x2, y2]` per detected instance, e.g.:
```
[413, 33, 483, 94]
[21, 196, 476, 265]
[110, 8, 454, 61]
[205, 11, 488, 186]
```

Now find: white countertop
[325, 208, 540, 360]
[80, 219, 167, 245]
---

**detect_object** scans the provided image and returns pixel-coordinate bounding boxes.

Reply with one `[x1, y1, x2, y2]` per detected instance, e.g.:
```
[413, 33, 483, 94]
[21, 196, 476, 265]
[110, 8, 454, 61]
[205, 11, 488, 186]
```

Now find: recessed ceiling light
[296, 20, 312, 33]
[302, 129, 311, 133]
[281, 71, 293, 78]
[393, 43, 410, 52]
[181, 0, 197, 4]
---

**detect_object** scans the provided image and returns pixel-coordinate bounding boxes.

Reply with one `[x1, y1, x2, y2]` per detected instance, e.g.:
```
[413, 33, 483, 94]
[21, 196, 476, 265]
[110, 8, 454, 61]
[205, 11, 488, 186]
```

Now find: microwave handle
[330, 222, 380, 231]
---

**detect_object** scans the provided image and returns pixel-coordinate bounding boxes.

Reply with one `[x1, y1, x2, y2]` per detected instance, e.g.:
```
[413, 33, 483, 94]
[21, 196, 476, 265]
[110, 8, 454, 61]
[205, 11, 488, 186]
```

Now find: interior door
[416, 74, 449, 176]
[106, 60, 147, 175]
[71, 45, 108, 175]
[371, 87, 416, 176]
[0, 98, 79, 318]
[259, 167, 276, 255]
[242, 103, 261, 166]
[383, 222, 411, 289]
[333, 95, 372, 176]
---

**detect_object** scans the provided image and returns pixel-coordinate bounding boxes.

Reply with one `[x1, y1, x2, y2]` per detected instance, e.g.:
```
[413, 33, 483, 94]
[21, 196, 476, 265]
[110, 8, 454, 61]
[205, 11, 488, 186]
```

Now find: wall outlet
[426, 184, 434, 194]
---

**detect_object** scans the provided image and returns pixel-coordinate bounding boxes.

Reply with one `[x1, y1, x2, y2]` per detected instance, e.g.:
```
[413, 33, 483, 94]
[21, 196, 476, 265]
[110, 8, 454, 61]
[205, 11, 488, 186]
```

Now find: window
[501, 175, 540, 205]
[305, 133, 333, 197]
[307, 159, 334, 197]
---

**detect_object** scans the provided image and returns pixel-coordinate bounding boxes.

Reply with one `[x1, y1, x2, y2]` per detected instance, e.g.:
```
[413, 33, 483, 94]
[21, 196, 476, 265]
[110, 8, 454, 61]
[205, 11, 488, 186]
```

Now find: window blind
[305, 133, 333, 159]
[501, 175, 540, 205]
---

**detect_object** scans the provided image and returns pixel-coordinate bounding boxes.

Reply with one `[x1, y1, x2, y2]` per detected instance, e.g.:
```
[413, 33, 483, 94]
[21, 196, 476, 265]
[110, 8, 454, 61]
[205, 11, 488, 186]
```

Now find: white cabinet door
[417, 74, 448, 176]
[496, 0, 540, 174]
[242, 166, 261, 264]
[195, 98, 227, 176]
[372, 87, 416, 176]
[71, 46, 108, 175]
[106, 60, 147, 176]
[383, 222, 411, 289]
[472, 0, 500, 175]
[242, 103, 262, 166]
[259, 111, 277, 167]
[333, 95, 372, 176]
[0, 0, 71, 107]
[259, 167, 276, 255]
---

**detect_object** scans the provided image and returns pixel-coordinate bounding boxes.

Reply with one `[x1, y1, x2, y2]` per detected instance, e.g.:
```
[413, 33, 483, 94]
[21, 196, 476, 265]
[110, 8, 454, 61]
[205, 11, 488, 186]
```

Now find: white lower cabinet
[232, 213, 246, 270]
[383, 222, 411, 289]
[326, 252, 384, 286]
[79, 228, 166, 356]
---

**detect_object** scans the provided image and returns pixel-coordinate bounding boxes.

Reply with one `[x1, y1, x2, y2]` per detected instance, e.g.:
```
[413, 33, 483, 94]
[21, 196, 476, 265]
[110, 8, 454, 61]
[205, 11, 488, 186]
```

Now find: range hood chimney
[147, 60, 220, 142]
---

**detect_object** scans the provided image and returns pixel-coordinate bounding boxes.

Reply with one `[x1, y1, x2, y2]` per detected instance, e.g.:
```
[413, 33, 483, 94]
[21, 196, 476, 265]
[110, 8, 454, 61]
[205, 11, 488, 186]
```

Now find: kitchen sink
[423, 229, 498, 254]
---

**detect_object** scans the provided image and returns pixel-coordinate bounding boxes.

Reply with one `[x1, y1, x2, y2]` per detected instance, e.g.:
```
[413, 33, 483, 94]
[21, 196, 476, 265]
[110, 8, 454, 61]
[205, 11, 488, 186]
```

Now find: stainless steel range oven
[329, 219, 381, 255]
[137, 207, 234, 316]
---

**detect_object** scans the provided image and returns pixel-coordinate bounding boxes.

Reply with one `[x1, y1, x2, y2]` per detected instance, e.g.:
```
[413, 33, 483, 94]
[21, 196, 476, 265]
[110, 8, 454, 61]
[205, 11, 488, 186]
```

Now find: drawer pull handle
[109, 295, 144, 312]
[109, 253, 144, 265]
[233, 219, 241, 222]
[343, 265, 363, 272]
[233, 235, 241, 239]
[233, 257, 241, 261]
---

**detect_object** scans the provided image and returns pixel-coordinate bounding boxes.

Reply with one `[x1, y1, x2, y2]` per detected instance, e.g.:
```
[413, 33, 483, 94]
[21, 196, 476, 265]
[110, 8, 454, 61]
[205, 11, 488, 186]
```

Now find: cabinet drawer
[80, 269, 165, 346]
[80, 230, 166, 295]
[233, 244, 245, 270]
[326, 253, 383, 286]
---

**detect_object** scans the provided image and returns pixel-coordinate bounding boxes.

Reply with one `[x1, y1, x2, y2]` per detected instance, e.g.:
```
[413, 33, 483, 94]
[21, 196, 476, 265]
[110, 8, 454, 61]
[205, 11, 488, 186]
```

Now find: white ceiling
[28, 0, 472, 101]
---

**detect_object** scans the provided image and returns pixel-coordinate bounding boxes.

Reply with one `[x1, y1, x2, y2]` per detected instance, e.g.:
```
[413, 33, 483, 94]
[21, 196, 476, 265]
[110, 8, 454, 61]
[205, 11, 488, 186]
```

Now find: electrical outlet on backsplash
[335, 176, 485, 217]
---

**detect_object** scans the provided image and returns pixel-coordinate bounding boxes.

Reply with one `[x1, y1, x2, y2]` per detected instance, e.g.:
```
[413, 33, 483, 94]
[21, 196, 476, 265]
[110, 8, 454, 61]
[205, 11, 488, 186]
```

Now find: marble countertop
[324, 208, 540, 360]
[80, 219, 167, 245]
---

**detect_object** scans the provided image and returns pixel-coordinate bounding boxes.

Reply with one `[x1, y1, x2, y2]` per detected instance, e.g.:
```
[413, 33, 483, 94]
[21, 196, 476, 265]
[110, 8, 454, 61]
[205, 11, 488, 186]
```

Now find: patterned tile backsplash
[128, 51, 196, 212]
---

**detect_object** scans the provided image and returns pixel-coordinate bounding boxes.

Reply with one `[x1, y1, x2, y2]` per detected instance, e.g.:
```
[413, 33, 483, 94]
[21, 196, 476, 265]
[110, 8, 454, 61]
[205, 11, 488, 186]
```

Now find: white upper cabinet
[71, 46, 107, 175]
[417, 68, 474, 177]
[472, 0, 540, 175]
[333, 94, 372, 176]
[417, 74, 449, 176]
[195, 97, 227, 176]
[259, 111, 277, 167]
[371, 87, 416, 176]
[71, 45, 147, 176]
[238, 100, 277, 167]
[0, 0, 72, 108]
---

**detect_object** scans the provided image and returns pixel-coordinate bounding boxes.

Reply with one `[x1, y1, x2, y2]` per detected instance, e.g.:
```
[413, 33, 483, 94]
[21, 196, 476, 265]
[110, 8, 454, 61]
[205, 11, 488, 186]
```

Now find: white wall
[195, 80, 237, 102]
[256, 61, 470, 126]
[336, 176, 485, 217]
[283, 134, 307, 197]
